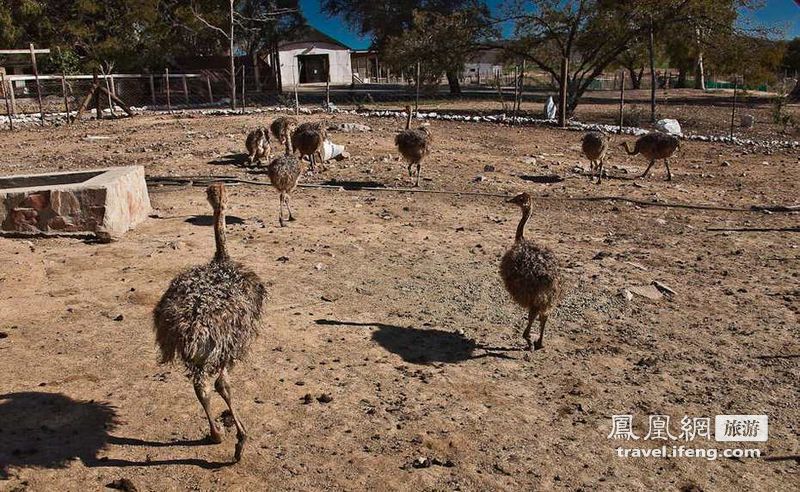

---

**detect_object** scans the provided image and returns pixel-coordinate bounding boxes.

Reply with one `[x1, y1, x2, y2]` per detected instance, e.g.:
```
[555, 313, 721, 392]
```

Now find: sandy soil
[0, 109, 798, 491]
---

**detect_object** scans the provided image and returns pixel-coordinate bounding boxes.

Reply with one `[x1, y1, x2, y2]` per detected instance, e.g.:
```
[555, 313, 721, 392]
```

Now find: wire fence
[1, 68, 796, 140]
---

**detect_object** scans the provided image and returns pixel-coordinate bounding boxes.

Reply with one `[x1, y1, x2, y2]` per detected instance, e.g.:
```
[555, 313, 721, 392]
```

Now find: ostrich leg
[414, 162, 422, 187]
[522, 307, 535, 351]
[215, 369, 248, 462]
[278, 192, 285, 227]
[285, 194, 295, 221]
[194, 379, 223, 443]
[664, 159, 672, 181]
[534, 314, 548, 351]
[641, 159, 656, 178]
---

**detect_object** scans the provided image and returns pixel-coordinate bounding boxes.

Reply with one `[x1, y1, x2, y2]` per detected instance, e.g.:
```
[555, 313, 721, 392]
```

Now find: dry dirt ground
[0, 108, 798, 491]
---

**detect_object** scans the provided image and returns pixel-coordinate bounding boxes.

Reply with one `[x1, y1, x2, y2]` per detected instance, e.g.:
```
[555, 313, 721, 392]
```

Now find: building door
[298, 54, 329, 84]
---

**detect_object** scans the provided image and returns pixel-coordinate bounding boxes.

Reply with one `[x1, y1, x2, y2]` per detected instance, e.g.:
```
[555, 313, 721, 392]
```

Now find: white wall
[278, 42, 352, 86]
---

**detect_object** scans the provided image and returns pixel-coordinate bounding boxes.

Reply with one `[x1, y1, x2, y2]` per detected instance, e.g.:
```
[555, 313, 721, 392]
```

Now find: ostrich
[270, 116, 297, 151]
[267, 140, 302, 227]
[245, 127, 270, 166]
[621, 132, 680, 181]
[153, 184, 267, 462]
[581, 131, 608, 184]
[395, 105, 432, 187]
[291, 121, 327, 172]
[499, 192, 562, 351]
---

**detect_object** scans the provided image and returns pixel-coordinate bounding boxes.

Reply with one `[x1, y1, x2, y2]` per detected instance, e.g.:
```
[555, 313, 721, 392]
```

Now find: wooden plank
[0, 49, 51, 54]
[61, 72, 70, 123]
[75, 83, 99, 120]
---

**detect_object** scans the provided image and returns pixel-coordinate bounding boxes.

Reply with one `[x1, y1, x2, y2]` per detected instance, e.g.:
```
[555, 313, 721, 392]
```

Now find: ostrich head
[404, 104, 412, 114]
[207, 184, 228, 213]
[506, 192, 532, 208]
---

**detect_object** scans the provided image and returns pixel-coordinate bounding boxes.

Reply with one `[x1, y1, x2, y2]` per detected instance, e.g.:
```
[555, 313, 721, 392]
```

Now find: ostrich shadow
[0, 392, 230, 475]
[185, 215, 245, 226]
[208, 153, 249, 166]
[315, 319, 516, 364]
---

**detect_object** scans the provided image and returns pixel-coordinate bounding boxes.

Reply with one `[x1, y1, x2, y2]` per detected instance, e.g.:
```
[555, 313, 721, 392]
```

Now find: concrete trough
[0, 166, 151, 237]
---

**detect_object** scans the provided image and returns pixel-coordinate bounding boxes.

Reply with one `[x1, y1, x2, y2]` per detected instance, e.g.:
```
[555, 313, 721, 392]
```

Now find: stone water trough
[0, 166, 151, 237]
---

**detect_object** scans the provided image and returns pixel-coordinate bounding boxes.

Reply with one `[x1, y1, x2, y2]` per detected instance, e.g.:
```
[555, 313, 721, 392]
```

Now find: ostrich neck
[405, 110, 412, 130]
[213, 209, 229, 262]
[515, 206, 531, 242]
[284, 138, 292, 155]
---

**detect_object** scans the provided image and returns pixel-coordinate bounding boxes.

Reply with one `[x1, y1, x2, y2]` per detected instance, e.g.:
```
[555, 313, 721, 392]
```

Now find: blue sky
[299, 0, 800, 50]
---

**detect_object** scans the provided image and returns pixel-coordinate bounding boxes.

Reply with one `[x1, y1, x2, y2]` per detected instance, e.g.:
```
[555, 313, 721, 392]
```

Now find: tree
[322, 0, 487, 94]
[382, 8, 493, 94]
[615, 42, 648, 89]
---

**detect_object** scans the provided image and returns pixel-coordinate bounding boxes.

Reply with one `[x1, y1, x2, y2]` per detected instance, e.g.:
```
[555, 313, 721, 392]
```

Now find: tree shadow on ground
[185, 215, 245, 226]
[315, 319, 517, 364]
[0, 392, 232, 474]
[0, 392, 119, 473]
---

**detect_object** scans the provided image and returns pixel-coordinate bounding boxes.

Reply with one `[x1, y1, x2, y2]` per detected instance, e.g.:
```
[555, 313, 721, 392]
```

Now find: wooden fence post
[182, 74, 189, 105]
[619, 69, 625, 131]
[61, 72, 70, 123]
[92, 71, 102, 120]
[30, 43, 45, 125]
[241, 67, 246, 113]
[149, 74, 156, 106]
[206, 75, 213, 104]
[415, 61, 421, 114]
[165, 68, 172, 114]
[558, 57, 568, 128]
[729, 75, 738, 140]
[1, 71, 13, 130]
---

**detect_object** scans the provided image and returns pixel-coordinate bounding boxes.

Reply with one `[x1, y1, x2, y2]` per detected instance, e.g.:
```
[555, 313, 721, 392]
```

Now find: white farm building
[278, 29, 353, 87]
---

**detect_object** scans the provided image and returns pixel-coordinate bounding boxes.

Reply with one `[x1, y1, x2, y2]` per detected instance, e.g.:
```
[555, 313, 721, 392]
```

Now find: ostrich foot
[533, 340, 544, 351]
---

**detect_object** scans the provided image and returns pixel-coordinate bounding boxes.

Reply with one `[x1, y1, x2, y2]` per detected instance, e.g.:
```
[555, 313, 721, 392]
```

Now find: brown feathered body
[582, 131, 608, 183]
[270, 117, 297, 149]
[624, 132, 679, 160]
[395, 128, 432, 164]
[582, 131, 607, 161]
[291, 122, 327, 164]
[267, 154, 302, 193]
[500, 240, 561, 316]
[154, 260, 266, 381]
[245, 128, 270, 164]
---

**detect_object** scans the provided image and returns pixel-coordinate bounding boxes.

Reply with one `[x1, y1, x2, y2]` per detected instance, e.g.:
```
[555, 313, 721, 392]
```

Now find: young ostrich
[291, 121, 327, 172]
[153, 184, 267, 462]
[267, 140, 302, 227]
[395, 105, 432, 187]
[245, 127, 270, 166]
[499, 192, 562, 351]
[270, 116, 297, 151]
[621, 132, 680, 181]
[581, 131, 608, 184]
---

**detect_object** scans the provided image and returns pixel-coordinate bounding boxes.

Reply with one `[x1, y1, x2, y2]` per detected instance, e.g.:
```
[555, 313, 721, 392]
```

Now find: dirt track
[0, 108, 798, 491]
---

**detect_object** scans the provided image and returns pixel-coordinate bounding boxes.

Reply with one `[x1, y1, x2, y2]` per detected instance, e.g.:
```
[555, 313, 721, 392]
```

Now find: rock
[107, 478, 138, 492]
[628, 285, 663, 300]
[740, 114, 755, 128]
[0, 332, 8, 339]
[652, 280, 676, 296]
[473, 175, 486, 183]
[620, 288, 634, 302]
[721, 161, 731, 167]
[655, 119, 682, 136]
[317, 393, 333, 404]
[301, 393, 313, 404]
[412, 457, 432, 469]
[314, 263, 325, 271]
[277, 256, 290, 262]
[483, 164, 496, 172]
[113, 314, 124, 322]
[332, 123, 371, 133]
[523, 157, 538, 166]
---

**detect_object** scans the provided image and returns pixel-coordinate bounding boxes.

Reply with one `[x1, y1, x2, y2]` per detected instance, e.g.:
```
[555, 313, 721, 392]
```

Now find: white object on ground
[655, 119, 682, 136]
[321, 139, 345, 161]
[544, 96, 557, 120]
